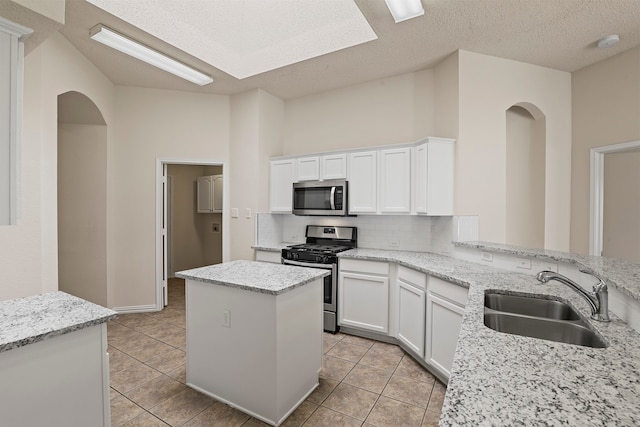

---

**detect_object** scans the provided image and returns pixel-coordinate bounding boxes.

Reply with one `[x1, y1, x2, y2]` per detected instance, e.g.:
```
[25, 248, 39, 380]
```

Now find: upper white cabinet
[0, 18, 31, 226]
[425, 276, 468, 380]
[338, 259, 389, 333]
[348, 151, 378, 214]
[197, 175, 223, 213]
[415, 138, 455, 215]
[269, 159, 296, 213]
[320, 153, 347, 180]
[379, 147, 411, 214]
[296, 156, 319, 181]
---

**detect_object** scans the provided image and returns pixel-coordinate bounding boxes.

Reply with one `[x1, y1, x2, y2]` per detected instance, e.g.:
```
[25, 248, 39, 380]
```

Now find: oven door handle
[330, 186, 336, 210]
[282, 259, 334, 270]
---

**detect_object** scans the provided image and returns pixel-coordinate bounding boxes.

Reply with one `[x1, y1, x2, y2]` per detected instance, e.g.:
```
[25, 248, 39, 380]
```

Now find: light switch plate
[231, 208, 239, 218]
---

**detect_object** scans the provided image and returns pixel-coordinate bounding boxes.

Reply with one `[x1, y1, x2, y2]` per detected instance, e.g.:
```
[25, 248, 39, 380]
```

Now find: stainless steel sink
[483, 291, 607, 348]
[484, 293, 581, 320]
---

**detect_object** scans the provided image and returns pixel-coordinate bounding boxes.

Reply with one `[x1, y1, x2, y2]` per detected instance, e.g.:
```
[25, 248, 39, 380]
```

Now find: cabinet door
[348, 151, 377, 214]
[397, 280, 425, 356]
[321, 154, 347, 180]
[296, 157, 320, 181]
[212, 175, 223, 212]
[425, 291, 464, 380]
[269, 160, 296, 213]
[196, 176, 213, 213]
[379, 147, 411, 213]
[415, 140, 454, 215]
[339, 271, 389, 333]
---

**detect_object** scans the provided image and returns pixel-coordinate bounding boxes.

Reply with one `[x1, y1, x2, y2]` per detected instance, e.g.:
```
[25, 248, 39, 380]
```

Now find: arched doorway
[57, 91, 108, 306]
[505, 103, 546, 248]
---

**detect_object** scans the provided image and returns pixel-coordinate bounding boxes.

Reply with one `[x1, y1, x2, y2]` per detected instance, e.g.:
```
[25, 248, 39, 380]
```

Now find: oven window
[294, 187, 331, 210]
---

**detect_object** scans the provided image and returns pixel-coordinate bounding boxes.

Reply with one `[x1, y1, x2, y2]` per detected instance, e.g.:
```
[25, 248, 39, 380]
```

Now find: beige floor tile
[395, 356, 436, 385]
[322, 333, 344, 353]
[322, 383, 378, 421]
[303, 406, 363, 427]
[183, 401, 250, 426]
[427, 381, 446, 413]
[145, 347, 186, 374]
[358, 348, 403, 372]
[109, 347, 140, 374]
[115, 313, 158, 330]
[123, 374, 187, 410]
[281, 400, 318, 427]
[321, 355, 356, 382]
[110, 387, 122, 401]
[422, 409, 441, 427]
[326, 341, 369, 362]
[121, 411, 170, 426]
[343, 363, 392, 394]
[307, 377, 339, 405]
[340, 334, 375, 349]
[365, 396, 426, 427]
[242, 418, 271, 427]
[110, 333, 159, 355]
[125, 337, 177, 363]
[382, 374, 433, 408]
[110, 362, 163, 394]
[149, 387, 214, 426]
[110, 394, 144, 426]
[166, 363, 187, 384]
[370, 341, 405, 357]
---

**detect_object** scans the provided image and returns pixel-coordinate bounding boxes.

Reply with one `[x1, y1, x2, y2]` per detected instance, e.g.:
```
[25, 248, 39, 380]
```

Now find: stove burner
[287, 244, 352, 254]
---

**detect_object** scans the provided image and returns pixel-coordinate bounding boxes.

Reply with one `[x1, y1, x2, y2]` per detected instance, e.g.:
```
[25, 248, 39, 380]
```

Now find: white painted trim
[589, 139, 640, 256]
[0, 16, 33, 39]
[155, 158, 229, 311]
[111, 304, 158, 314]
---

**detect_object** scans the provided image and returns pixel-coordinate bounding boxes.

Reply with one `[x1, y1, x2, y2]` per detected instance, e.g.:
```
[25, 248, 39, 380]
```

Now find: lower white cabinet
[339, 259, 389, 333]
[397, 266, 426, 356]
[425, 276, 468, 380]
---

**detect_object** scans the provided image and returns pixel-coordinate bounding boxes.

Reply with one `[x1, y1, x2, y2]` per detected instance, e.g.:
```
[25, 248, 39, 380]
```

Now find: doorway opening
[156, 159, 227, 308]
[57, 91, 108, 306]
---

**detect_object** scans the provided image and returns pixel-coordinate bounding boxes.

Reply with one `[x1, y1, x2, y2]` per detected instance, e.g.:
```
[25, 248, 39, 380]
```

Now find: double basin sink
[484, 292, 607, 348]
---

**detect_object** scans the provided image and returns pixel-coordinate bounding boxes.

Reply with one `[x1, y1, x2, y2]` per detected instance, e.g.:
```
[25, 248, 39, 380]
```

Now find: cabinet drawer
[339, 258, 389, 275]
[428, 276, 468, 306]
[397, 265, 426, 290]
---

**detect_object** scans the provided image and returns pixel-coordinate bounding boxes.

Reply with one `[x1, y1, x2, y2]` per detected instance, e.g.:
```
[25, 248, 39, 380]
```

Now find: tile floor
[108, 278, 446, 426]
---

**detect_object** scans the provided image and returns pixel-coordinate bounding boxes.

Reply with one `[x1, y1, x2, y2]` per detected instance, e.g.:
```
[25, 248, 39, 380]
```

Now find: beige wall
[457, 50, 572, 250]
[505, 106, 545, 248]
[282, 70, 436, 155]
[57, 123, 107, 306]
[110, 86, 229, 309]
[571, 47, 640, 255]
[603, 151, 640, 263]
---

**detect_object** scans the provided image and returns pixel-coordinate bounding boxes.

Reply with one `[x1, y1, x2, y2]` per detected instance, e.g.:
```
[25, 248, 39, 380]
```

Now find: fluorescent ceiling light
[89, 24, 213, 86]
[385, 0, 424, 23]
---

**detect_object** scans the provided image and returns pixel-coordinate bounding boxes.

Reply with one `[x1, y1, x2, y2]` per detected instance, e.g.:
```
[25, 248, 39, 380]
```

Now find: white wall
[456, 50, 572, 250]
[571, 47, 640, 255]
[110, 87, 229, 309]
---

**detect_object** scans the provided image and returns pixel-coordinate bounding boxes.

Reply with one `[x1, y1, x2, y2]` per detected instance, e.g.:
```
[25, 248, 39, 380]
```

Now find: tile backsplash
[255, 213, 478, 254]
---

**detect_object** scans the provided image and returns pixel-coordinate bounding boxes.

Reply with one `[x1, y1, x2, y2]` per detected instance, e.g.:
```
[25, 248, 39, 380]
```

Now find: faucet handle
[579, 269, 608, 292]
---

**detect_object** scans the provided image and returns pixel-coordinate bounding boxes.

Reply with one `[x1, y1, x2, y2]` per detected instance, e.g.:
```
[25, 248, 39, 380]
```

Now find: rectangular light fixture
[384, 0, 424, 23]
[89, 24, 213, 86]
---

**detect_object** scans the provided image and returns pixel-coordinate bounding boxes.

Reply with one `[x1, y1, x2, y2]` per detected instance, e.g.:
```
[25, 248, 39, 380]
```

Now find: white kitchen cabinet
[415, 138, 455, 215]
[348, 151, 378, 214]
[270, 159, 296, 213]
[379, 147, 411, 213]
[197, 175, 223, 213]
[396, 266, 426, 356]
[425, 276, 468, 380]
[320, 153, 348, 180]
[296, 156, 320, 181]
[339, 259, 389, 333]
[255, 250, 282, 264]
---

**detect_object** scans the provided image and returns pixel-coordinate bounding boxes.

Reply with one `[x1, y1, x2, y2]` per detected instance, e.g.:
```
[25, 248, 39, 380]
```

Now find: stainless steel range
[281, 225, 357, 333]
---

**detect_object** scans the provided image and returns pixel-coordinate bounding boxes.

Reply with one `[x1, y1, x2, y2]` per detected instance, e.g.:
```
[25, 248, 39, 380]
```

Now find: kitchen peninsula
[176, 260, 329, 427]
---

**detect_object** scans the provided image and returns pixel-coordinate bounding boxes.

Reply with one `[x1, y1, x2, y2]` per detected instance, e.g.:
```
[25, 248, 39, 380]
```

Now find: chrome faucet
[536, 270, 610, 322]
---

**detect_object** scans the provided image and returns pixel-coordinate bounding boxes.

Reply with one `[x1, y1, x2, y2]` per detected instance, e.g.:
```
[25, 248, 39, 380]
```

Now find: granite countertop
[337, 248, 640, 426]
[252, 242, 294, 252]
[0, 291, 118, 354]
[176, 260, 330, 295]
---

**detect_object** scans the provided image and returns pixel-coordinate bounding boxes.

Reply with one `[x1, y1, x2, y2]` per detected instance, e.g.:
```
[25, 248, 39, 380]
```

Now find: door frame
[155, 158, 229, 309]
[589, 139, 640, 256]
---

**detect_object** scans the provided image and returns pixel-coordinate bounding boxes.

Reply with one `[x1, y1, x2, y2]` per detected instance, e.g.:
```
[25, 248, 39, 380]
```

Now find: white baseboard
[112, 304, 159, 314]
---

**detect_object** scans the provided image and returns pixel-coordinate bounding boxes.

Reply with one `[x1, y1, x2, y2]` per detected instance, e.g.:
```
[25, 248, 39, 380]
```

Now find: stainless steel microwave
[292, 180, 348, 216]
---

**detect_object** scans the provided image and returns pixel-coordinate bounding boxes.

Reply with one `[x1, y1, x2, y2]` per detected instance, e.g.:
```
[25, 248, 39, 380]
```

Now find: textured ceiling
[48, 0, 640, 99]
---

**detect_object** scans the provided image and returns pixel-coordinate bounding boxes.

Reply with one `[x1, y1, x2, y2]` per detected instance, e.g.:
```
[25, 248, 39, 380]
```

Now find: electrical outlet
[231, 208, 239, 218]
[481, 252, 493, 262]
[222, 309, 231, 328]
[245, 208, 252, 219]
[516, 258, 531, 270]
[211, 223, 220, 233]
[389, 239, 399, 248]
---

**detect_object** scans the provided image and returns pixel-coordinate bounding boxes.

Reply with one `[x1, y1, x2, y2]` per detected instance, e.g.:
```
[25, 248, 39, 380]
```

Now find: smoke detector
[597, 35, 620, 48]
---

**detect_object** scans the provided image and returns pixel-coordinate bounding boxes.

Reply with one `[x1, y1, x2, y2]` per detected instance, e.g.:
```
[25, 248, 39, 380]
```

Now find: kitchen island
[176, 260, 329, 427]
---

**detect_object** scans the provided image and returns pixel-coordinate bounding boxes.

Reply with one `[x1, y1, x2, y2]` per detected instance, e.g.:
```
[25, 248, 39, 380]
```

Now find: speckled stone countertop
[176, 260, 330, 295]
[252, 243, 293, 252]
[0, 291, 118, 354]
[337, 248, 640, 426]
[455, 241, 640, 302]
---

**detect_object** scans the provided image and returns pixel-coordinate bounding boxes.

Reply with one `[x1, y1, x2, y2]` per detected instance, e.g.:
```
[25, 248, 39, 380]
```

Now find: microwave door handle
[330, 187, 336, 210]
